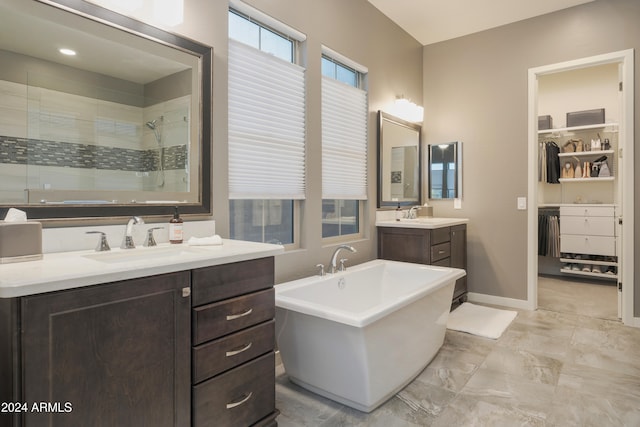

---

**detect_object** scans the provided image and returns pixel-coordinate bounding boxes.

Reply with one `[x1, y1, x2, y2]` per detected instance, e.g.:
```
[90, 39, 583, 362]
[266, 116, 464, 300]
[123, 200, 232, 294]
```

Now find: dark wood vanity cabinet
[0, 257, 278, 427]
[0, 271, 191, 427]
[378, 224, 467, 303]
[191, 257, 278, 427]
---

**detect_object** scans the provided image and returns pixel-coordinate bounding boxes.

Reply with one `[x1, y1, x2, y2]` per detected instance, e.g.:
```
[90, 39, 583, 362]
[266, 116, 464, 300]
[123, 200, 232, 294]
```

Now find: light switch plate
[517, 197, 527, 210]
[454, 198, 462, 209]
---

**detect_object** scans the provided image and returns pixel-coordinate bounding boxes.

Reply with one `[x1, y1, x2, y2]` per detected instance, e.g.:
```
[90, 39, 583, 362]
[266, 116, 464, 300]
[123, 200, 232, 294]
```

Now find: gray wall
[422, 0, 639, 314]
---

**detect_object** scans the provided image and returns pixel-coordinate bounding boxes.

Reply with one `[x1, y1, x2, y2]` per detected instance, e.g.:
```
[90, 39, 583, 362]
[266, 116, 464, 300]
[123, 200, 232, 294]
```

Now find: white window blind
[322, 76, 368, 200]
[228, 39, 306, 200]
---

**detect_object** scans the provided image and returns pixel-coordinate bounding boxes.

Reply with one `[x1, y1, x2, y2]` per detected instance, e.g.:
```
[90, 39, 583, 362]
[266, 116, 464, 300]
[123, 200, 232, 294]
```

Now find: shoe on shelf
[582, 265, 591, 272]
[591, 265, 602, 274]
[571, 264, 581, 271]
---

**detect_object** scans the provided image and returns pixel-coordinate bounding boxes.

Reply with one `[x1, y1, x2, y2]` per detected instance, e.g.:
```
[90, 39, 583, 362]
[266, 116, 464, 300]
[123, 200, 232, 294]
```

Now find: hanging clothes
[545, 141, 560, 184]
[538, 208, 560, 257]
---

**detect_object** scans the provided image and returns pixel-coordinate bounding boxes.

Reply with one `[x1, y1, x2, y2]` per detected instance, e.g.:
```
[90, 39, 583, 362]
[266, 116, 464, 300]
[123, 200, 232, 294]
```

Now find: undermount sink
[83, 245, 210, 264]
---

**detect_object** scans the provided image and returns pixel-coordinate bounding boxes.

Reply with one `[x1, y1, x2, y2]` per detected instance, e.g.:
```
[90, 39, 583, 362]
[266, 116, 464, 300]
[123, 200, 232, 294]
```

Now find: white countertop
[375, 217, 469, 229]
[0, 239, 284, 298]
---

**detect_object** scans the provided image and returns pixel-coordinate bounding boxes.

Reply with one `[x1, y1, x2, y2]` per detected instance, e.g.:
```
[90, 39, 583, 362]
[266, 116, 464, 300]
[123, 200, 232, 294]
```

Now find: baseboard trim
[466, 292, 534, 310]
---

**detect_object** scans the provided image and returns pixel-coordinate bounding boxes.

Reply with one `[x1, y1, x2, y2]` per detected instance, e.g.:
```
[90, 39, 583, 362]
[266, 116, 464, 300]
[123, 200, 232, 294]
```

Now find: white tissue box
[0, 221, 43, 263]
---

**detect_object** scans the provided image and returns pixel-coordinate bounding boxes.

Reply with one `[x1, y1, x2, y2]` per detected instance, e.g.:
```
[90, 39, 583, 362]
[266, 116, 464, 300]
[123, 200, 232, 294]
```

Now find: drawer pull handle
[226, 308, 253, 321]
[226, 342, 253, 357]
[438, 250, 445, 254]
[226, 392, 253, 409]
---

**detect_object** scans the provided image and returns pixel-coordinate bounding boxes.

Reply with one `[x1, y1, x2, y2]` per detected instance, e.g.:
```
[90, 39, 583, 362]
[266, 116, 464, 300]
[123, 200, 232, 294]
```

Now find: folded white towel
[187, 235, 223, 246]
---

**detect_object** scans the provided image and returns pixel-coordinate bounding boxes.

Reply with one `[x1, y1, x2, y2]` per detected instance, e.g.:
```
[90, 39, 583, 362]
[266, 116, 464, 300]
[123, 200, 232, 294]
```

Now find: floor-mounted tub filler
[275, 259, 466, 412]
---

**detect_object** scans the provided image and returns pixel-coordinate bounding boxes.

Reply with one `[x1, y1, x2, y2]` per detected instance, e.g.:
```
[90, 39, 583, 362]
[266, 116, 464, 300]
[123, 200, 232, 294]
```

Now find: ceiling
[367, 0, 595, 45]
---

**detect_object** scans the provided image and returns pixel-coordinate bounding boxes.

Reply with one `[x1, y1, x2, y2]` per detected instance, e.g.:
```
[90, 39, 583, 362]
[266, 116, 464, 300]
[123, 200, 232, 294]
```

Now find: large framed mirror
[377, 111, 422, 207]
[0, 0, 212, 220]
[428, 141, 462, 199]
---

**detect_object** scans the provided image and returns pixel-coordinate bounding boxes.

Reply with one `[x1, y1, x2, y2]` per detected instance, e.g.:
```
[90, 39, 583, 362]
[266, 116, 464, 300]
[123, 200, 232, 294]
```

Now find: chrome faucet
[121, 216, 144, 249]
[329, 245, 357, 274]
[408, 206, 420, 219]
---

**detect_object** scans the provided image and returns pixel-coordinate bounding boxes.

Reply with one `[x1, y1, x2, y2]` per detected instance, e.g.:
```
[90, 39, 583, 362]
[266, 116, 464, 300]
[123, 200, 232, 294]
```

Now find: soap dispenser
[395, 203, 403, 221]
[169, 206, 183, 244]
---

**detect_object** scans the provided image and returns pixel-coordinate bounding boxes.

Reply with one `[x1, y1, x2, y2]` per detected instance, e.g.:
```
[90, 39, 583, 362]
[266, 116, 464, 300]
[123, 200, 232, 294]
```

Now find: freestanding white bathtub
[275, 259, 466, 412]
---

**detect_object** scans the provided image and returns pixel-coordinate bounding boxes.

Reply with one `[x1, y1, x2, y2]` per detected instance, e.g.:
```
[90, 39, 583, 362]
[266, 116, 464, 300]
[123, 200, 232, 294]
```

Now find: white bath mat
[447, 302, 517, 339]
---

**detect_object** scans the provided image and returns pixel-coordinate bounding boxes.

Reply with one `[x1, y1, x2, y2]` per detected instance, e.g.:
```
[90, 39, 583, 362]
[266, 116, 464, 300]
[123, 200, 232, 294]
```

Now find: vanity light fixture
[394, 95, 424, 123]
[59, 48, 76, 56]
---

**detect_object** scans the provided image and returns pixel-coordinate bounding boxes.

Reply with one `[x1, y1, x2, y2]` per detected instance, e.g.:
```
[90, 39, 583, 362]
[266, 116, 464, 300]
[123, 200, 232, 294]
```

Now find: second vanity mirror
[377, 111, 422, 207]
[0, 0, 212, 219]
[428, 141, 462, 199]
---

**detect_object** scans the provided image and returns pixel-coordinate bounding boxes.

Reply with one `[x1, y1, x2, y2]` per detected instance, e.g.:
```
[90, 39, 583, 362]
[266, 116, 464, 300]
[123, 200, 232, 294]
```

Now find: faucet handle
[338, 258, 348, 272]
[143, 227, 164, 247]
[316, 264, 325, 277]
[86, 231, 110, 252]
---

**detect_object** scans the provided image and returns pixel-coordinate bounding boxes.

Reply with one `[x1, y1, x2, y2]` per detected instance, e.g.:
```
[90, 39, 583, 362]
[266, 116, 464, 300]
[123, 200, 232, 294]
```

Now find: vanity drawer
[560, 205, 615, 218]
[431, 242, 451, 263]
[431, 227, 451, 245]
[561, 216, 615, 237]
[560, 235, 616, 256]
[193, 288, 274, 345]
[193, 320, 275, 384]
[191, 257, 274, 306]
[193, 352, 275, 427]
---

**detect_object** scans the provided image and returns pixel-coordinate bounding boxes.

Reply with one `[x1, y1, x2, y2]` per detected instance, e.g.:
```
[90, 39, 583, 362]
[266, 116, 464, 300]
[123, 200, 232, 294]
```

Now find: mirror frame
[427, 141, 462, 200]
[0, 0, 212, 220]
[377, 111, 422, 207]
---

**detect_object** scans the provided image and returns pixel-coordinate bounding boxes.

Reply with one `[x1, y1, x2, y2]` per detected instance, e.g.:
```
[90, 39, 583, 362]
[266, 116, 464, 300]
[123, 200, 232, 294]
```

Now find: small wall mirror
[428, 141, 462, 199]
[377, 111, 422, 207]
[0, 0, 212, 219]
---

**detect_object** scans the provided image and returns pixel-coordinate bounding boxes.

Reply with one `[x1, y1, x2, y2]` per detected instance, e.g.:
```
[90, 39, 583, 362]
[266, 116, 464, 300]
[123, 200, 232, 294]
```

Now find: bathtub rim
[275, 259, 465, 328]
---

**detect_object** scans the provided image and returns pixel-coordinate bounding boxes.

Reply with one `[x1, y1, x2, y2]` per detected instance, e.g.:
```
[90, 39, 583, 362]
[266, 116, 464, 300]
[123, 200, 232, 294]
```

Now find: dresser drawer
[431, 242, 451, 263]
[431, 227, 451, 245]
[560, 235, 616, 256]
[191, 257, 274, 306]
[561, 216, 615, 237]
[193, 288, 274, 345]
[193, 320, 274, 384]
[193, 352, 275, 427]
[560, 205, 615, 218]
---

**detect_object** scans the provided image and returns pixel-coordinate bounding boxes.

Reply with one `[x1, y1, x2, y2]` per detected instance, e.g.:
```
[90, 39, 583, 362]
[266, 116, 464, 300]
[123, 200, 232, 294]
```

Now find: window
[321, 49, 368, 239]
[228, 7, 306, 245]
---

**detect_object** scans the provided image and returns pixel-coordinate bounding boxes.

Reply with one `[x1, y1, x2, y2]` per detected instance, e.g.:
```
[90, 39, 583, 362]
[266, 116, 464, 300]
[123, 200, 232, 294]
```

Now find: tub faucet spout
[330, 245, 357, 274]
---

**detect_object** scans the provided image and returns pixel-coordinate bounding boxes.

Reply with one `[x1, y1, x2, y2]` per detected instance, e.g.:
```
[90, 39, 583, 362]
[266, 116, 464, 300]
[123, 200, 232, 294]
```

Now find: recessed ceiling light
[59, 48, 76, 56]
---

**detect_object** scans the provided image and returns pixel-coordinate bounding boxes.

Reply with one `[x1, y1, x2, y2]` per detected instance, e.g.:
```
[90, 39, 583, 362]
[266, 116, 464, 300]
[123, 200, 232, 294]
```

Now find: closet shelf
[558, 149, 614, 158]
[558, 177, 615, 183]
[560, 268, 617, 280]
[538, 122, 618, 135]
[559, 258, 617, 267]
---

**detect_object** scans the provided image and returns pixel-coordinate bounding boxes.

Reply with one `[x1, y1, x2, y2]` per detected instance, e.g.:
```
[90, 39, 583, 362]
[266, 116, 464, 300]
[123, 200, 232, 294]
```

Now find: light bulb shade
[394, 98, 423, 122]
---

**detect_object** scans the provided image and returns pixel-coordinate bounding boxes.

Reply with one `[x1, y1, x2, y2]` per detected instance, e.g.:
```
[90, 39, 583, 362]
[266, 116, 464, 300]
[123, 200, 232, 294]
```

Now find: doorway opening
[527, 50, 634, 325]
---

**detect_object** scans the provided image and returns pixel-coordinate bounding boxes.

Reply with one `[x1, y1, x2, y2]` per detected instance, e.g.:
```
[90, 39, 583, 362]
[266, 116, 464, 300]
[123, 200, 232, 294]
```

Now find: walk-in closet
[536, 62, 620, 320]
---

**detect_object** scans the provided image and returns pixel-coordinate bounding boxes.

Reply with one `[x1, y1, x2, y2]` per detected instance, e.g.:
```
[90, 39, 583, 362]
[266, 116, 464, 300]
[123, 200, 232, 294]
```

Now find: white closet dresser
[559, 204, 617, 279]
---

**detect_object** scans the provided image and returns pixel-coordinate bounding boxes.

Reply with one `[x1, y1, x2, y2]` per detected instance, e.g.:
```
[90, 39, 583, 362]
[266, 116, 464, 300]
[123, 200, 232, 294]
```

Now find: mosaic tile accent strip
[0, 135, 186, 172]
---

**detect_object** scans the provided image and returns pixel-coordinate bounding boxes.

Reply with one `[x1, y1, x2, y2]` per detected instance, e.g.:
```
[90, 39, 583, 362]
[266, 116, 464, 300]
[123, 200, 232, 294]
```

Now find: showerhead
[145, 120, 157, 130]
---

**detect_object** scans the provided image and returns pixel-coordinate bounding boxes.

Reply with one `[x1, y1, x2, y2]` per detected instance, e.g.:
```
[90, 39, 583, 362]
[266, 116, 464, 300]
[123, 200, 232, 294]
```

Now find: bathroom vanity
[376, 218, 468, 304]
[0, 240, 283, 427]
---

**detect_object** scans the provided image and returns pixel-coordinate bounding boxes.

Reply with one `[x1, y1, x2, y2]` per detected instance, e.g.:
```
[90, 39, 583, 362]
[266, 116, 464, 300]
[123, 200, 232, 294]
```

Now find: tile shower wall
[0, 80, 189, 201]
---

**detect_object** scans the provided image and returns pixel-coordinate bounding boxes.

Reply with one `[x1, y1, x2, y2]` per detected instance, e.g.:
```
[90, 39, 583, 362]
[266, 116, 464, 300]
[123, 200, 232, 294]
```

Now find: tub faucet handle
[316, 264, 325, 277]
[339, 258, 349, 272]
[86, 231, 110, 252]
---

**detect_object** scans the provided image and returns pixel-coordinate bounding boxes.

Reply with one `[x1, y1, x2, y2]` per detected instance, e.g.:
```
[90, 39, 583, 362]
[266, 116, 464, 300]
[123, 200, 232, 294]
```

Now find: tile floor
[274, 278, 640, 426]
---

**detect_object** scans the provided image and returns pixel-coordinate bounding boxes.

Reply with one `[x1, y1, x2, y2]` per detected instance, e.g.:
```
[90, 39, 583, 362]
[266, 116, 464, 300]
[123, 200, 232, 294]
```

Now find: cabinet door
[21, 271, 191, 427]
[450, 225, 467, 300]
[378, 227, 430, 264]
